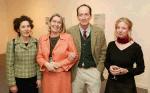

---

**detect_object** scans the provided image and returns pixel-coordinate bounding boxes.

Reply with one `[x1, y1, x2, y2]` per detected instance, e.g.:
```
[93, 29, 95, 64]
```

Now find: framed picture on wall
[93, 14, 105, 30]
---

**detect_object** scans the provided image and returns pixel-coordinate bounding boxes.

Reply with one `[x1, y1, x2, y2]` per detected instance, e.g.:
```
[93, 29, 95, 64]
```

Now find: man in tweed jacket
[67, 4, 107, 93]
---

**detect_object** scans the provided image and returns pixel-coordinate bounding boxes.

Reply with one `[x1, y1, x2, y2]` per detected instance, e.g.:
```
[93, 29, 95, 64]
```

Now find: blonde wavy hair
[114, 17, 133, 40]
[48, 13, 66, 33]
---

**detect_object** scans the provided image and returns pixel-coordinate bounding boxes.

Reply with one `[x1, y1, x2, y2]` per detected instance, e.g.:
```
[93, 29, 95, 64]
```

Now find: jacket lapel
[15, 37, 28, 49]
[74, 26, 81, 54]
[43, 34, 50, 60]
[91, 25, 97, 55]
[27, 38, 37, 48]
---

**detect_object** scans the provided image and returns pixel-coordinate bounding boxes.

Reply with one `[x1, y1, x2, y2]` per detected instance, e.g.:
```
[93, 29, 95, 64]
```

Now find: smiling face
[49, 16, 62, 33]
[18, 20, 32, 37]
[77, 6, 92, 27]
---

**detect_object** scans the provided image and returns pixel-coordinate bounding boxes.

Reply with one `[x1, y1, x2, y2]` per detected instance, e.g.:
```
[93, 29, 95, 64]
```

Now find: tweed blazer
[67, 24, 107, 81]
[6, 37, 41, 86]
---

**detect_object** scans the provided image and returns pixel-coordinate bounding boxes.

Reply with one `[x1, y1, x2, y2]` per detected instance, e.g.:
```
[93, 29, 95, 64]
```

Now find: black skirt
[9, 76, 38, 93]
[105, 77, 137, 93]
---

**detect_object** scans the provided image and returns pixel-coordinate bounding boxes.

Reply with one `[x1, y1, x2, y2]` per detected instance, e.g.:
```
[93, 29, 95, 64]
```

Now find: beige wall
[1, 0, 150, 92]
[0, 0, 8, 53]
[6, 0, 57, 39]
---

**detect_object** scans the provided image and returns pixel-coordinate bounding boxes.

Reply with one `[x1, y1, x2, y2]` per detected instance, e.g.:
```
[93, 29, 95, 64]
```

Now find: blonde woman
[104, 17, 145, 93]
[37, 13, 78, 93]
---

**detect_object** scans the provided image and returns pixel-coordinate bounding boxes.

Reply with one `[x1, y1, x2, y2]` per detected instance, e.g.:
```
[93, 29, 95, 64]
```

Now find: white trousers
[72, 68, 101, 93]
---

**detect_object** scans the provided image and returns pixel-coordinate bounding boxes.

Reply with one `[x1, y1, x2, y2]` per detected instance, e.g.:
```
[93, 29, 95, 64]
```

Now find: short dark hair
[13, 15, 34, 36]
[76, 4, 92, 16]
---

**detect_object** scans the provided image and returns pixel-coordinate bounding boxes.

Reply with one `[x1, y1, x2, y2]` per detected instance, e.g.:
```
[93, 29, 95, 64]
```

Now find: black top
[104, 41, 145, 93]
[24, 43, 28, 46]
[49, 36, 59, 57]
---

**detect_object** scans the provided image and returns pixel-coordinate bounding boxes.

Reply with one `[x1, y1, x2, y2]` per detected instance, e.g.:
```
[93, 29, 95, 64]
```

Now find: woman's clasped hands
[109, 65, 128, 76]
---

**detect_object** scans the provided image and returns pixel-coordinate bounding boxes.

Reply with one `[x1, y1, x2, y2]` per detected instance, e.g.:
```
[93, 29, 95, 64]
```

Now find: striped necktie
[83, 30, 87, 40]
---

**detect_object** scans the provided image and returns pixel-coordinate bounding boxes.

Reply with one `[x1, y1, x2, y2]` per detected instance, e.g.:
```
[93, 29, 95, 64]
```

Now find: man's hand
[68, 52, 76, 61]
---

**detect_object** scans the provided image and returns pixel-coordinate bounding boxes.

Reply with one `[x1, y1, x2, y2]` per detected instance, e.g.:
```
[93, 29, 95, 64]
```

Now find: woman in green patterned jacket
[6, 15, 41, 93]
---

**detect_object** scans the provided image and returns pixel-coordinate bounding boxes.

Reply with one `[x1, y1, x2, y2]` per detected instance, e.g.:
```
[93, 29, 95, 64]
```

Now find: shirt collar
[79, 24, 91, 36]
[14, 36, 37, 44]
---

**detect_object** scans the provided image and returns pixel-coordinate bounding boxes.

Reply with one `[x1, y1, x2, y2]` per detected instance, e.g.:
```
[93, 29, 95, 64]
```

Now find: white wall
[3, 0, 150, 92]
